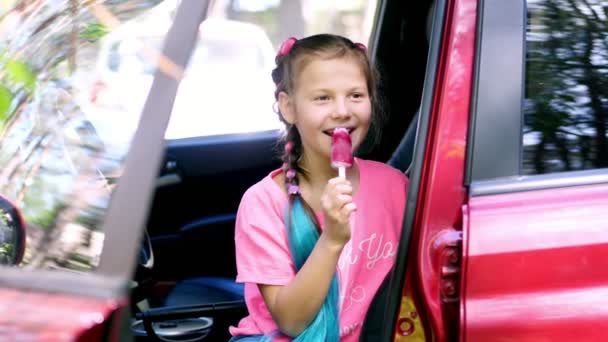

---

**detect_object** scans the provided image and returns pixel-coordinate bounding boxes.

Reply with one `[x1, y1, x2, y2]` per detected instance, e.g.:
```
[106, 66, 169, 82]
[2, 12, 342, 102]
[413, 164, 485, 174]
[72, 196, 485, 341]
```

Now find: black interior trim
[137, 300, 247, 341]
[363, 0, 430, 163]
[360, 270, 393, 341]
[382, 0, 447, 340]
[148, 214, 237, 242]
[98, 0, 210, 277]
[180, 214, 236, 233]
[150, 234, 180, 244]
[368, 0, 387, 59]
[467, 0, 525, 182]
[136, 300, 246, 321]
[470, 168, 608, 197]
[464, 0, 485, 186]
[164, 130, 280, 178]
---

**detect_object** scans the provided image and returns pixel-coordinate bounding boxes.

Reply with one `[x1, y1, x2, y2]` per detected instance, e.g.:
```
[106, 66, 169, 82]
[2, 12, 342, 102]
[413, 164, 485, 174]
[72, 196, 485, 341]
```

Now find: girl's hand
[320, 177, 356, 246]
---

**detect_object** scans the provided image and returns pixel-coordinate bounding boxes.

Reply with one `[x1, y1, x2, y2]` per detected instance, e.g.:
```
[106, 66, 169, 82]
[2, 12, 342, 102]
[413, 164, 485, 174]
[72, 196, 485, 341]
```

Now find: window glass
[523, 0, 608, 174]
[0, 0, 169, 272]
[97, 0, 379, 140]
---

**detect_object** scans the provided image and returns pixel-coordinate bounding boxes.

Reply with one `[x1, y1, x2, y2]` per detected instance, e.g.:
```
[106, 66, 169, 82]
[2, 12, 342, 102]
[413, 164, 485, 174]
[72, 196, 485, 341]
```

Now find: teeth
[325, 128, 354, 135]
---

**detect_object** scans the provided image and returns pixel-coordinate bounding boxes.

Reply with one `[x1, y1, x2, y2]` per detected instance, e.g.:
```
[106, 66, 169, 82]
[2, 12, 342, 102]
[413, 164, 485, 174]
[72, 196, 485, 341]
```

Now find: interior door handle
[156, 173, 182, 187]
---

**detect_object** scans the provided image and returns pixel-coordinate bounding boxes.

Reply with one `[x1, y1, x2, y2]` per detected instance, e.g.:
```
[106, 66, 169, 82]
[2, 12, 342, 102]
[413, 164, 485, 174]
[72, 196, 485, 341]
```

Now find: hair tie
[287, 184, 300, 195]
[285, 141, 294, 154]
[286, 169, 296, 180]
[355, 42, 367, 53]
[276, 37, 298, 61]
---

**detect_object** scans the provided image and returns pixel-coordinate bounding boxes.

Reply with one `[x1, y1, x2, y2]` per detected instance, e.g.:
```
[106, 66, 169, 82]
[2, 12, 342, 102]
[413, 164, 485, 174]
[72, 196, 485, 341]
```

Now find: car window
[99, 0, 379, 140]
[523, 0, 608, 175]
[0, 0, 171, 272]
[84, 1, 271, 140]
[107, 36, 164, 74]
[191, 38, 266, 69]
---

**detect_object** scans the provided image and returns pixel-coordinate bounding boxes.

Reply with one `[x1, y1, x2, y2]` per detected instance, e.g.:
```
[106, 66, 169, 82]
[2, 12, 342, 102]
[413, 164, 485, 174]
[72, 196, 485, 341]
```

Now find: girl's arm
[259, 234, 344, 336]
[259, 177, 355, 336]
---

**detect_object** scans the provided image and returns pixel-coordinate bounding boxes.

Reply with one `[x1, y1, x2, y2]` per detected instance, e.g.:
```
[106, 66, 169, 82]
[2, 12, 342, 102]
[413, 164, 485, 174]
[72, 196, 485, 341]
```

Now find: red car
[0, 0, 606, 341]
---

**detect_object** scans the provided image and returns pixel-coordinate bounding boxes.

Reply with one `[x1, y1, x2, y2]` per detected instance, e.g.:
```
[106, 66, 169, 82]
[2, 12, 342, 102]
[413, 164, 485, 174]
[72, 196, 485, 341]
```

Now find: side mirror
[0, 195, 26, 265]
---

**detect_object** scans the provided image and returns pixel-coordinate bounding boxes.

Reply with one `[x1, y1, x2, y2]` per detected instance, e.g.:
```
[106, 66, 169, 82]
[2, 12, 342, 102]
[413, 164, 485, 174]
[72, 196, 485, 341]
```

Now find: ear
[278, 91, 296, 125]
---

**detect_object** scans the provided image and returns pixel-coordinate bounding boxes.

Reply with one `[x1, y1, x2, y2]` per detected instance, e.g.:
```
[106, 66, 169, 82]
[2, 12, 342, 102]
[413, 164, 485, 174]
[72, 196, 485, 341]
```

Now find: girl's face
[279, 56, 372, 166]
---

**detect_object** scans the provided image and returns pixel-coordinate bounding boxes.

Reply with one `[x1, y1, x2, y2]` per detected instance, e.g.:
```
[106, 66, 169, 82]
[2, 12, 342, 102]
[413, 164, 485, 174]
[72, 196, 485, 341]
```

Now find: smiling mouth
[323, 127, 355, 136]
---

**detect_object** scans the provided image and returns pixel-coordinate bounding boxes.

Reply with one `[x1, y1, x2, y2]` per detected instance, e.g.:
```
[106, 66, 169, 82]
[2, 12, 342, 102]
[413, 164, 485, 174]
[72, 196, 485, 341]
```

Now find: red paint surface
[395, 0, 477, 339]
[0, 288, 125, 341]
[463, 183, 608, 341]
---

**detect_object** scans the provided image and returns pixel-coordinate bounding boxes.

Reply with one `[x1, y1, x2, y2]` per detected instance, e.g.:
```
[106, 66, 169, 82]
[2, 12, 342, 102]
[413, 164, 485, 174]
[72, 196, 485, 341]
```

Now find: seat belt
[98, 0, 209, 278]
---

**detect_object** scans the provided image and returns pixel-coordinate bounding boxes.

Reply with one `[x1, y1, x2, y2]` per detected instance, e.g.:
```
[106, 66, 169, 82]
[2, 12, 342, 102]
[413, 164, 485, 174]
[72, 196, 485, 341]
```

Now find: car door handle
[156, 173, 182, 187]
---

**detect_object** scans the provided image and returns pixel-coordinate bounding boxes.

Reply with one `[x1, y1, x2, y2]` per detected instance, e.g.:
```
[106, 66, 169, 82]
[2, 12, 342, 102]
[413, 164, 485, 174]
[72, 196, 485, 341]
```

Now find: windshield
[0, 0, 169, 272]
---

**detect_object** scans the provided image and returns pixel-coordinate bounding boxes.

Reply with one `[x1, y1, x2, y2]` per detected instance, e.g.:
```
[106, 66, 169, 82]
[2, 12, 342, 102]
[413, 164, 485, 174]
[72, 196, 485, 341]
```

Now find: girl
[229, 34, 408, 341]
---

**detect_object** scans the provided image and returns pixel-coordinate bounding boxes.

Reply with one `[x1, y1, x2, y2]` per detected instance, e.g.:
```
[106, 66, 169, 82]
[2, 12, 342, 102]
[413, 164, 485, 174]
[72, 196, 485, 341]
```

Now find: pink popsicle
[331, 127, 353, 178]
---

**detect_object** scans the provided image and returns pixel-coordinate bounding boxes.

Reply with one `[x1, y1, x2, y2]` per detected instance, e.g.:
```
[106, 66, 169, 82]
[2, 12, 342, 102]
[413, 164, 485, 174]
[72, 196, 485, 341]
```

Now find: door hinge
[435, 229, 462, 304]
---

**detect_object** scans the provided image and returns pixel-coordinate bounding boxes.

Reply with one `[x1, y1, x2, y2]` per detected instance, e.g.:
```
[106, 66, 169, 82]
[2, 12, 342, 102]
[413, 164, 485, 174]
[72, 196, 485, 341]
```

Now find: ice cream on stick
[331, 127, 353, 179]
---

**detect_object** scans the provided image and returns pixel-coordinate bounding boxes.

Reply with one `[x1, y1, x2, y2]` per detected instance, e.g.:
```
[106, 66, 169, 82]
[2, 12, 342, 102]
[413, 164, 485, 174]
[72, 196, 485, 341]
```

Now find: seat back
[388, 110, 419, 175]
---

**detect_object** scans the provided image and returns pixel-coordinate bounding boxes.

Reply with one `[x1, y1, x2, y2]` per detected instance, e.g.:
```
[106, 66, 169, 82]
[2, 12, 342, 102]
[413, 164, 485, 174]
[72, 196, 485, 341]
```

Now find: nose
[331, 97, 351, 119]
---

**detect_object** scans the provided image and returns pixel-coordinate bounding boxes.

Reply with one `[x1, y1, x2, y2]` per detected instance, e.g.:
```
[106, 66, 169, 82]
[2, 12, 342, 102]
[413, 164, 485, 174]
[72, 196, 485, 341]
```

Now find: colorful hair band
[277, 37, 298, 61]
[355, 42, 367, 53]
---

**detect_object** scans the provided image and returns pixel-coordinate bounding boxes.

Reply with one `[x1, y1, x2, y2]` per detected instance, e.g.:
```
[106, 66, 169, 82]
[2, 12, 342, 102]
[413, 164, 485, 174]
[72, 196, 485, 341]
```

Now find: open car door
[462, 1, 608, 340]
[0, 0, 209, 340]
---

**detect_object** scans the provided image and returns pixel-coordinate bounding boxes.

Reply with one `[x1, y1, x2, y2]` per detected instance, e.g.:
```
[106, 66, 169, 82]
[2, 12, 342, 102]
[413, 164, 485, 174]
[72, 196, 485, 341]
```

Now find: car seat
[388, 110, 419, 175]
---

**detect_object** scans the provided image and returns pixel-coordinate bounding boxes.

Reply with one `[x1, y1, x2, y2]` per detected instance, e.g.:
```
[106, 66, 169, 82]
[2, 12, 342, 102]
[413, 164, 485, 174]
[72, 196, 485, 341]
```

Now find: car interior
[130, 0, 436, 340]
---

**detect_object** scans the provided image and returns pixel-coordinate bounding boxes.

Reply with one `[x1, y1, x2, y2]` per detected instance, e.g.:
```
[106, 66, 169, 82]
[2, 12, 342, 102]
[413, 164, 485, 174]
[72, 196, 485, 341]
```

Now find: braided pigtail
[281, 126, 340, 342]
[271, 36, 340, 341]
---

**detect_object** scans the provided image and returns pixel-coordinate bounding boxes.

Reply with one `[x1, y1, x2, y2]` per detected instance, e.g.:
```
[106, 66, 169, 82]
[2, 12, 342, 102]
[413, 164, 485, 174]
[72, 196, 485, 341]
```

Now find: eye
[315, 95, 330, 101]
[351, 92, 366, 99]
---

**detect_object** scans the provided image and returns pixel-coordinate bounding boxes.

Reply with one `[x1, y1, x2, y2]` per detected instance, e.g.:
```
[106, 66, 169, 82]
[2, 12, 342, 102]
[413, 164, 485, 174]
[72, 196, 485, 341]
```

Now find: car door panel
[147, 130, 281, 281]
[462, 182, 608, 341]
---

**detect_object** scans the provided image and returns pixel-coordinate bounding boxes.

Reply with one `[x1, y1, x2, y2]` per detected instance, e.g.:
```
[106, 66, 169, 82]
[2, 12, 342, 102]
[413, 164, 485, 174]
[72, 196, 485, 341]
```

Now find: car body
[0, 0, 606, 341]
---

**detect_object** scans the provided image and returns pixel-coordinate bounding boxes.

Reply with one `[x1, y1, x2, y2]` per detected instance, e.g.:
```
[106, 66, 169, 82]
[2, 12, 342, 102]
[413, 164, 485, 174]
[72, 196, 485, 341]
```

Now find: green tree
[524, 0, 608, 173]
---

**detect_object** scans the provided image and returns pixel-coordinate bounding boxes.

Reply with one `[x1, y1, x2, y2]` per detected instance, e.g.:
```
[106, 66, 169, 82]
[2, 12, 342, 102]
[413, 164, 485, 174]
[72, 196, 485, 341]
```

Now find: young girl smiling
[229, 34, 408, 341]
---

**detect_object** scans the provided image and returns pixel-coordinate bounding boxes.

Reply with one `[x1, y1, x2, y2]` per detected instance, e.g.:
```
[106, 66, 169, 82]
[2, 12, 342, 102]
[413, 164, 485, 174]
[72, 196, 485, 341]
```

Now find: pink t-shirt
[229, 158, 408, 341]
